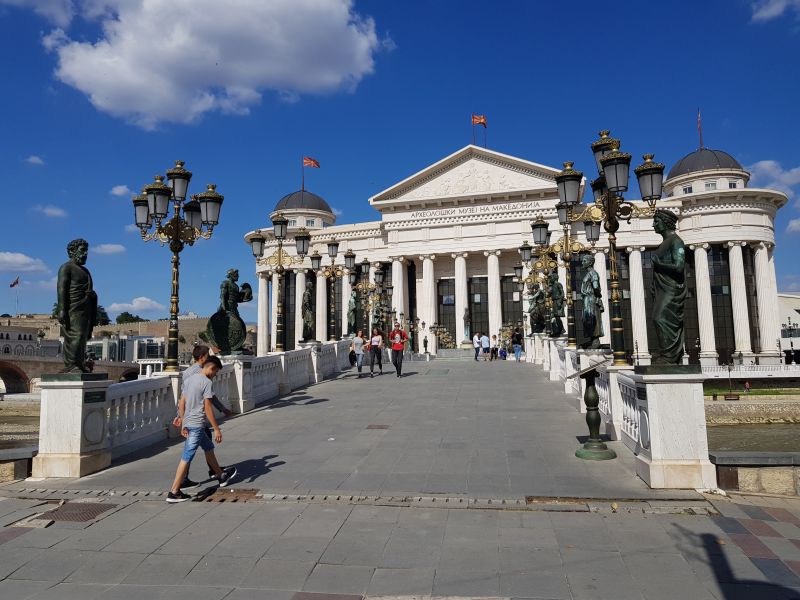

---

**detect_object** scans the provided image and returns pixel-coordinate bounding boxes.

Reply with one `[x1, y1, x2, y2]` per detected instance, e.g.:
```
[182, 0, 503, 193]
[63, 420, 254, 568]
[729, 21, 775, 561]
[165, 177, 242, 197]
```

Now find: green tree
[116, 311, 147, 324]
[51, 302, 110, 325]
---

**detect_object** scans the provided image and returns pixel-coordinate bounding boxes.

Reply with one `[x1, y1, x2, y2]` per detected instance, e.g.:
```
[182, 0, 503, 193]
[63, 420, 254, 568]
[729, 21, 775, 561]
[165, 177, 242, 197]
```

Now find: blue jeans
[513, 344, 522, 361]
[356, 353, 364, 372]
[181, 426, 214, 462]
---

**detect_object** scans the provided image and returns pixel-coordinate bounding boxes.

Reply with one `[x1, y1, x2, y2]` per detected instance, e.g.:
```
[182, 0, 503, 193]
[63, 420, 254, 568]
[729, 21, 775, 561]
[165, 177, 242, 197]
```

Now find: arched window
[13, 345, 24, 355]
[2, 346, 10, 354]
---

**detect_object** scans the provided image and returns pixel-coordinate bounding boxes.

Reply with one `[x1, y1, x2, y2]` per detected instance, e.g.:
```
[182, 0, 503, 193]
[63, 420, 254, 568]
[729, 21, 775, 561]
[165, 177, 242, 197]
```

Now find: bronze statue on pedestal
[56, 239, 98, 373]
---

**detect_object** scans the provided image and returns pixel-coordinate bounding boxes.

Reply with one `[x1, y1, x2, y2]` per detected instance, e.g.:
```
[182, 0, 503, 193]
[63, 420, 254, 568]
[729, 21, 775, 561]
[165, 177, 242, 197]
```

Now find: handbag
[348, 349, 356, 366]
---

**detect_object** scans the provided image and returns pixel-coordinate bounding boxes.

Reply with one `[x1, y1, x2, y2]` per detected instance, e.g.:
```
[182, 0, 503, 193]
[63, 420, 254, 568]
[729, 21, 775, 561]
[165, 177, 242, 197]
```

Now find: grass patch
[704, 387, 800, 396]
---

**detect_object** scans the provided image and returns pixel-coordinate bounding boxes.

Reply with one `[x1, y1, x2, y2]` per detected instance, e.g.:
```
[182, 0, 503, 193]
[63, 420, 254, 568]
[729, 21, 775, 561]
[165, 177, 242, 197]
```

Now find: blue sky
[1, 0, 800, 320]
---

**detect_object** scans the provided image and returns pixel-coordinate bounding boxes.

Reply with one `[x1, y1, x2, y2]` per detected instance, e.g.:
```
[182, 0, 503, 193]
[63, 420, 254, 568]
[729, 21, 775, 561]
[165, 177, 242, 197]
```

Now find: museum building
[245, 141, 787, 366]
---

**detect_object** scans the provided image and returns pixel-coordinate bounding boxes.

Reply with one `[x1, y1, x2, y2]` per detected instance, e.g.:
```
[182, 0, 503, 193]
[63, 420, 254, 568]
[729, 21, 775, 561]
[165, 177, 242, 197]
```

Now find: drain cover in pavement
[200, 488, 260, 503]
[39, 502, 117, 522]
[365, 424, 389, 429]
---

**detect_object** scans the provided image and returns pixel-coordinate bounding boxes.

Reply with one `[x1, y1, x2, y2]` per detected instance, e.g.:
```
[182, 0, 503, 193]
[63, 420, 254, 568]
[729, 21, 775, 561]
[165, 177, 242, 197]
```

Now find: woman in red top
[388, 322, 409, 378]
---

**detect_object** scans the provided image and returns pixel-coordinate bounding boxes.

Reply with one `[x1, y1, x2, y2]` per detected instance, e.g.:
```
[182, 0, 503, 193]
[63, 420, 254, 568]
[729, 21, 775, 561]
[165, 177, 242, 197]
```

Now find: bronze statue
[301, 280, 314, 341]
[206, 269, 252, 354]
[463, 307, 470, 340]
[651, 209, 687, 364]
[56, 239, 98, 373]
[548, 271, 565, 337]
[580, 254, 604, 349]
[527, 282, 546, 333]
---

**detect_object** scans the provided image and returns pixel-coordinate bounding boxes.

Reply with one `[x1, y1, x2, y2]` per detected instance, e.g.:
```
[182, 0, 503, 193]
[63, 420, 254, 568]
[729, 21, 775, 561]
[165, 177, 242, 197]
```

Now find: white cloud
[33, 204, 67, 218]
[24, 155, 44, 165]
[781, 274, 800, 292]
[788, 219, 800, 233]
[110, 184, 131, 196]
[124, 224, 139, 233]
[0, 0, 73, 27]
[332, 207, 344, 216]
[0, 252, 49, 273]
[93, 243, 125, 254]
[35, 0, 384, 129]
[747, 160, 800, 199]
[109, 296, 165, 313]
[751, 0, 800, 21]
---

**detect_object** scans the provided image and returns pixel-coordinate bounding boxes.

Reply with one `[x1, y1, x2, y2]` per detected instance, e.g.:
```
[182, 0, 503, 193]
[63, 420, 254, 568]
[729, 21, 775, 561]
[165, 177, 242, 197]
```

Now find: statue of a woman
[650, 209, 687, 364]
[206, 269, 252, 354]
[301, 281, 315, 341]
[548, 272, 565, 337]
[580, 254, 604, 349]
[347, 290, 357, 335]
[528, 283, 546, 333]
[462, 307, 470, 340]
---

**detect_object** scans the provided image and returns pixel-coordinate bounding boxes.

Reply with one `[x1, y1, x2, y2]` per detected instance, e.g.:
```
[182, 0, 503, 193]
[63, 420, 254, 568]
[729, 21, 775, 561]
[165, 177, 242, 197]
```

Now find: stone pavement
[7, 360, 699, 499]
[3, 359, 800, 598]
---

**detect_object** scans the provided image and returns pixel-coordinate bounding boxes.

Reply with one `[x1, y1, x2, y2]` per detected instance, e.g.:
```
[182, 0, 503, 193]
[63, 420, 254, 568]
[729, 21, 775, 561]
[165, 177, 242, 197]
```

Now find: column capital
[483, 250, 502, 257]
[625, 246, 645, 254]
[451, 252, 469, 259]
[389, 256, 406, 264]
[591, 247, 609, 255]
[727, 241, 746, 248]
[419, 254, 436, 262]
[689, 243, 710, 251]
[750, 241, 773, 251]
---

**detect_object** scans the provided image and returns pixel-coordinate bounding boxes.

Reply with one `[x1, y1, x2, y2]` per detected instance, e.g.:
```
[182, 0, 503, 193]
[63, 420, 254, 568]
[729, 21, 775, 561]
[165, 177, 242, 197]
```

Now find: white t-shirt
[473, 334, 480, 348]
[371, 335, 382, 347]
[490, 338, 497, 348]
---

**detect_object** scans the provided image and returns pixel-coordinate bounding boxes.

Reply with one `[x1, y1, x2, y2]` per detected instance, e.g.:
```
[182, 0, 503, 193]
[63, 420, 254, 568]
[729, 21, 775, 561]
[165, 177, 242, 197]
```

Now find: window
[704, 181, 717, 191]
[728, 180, 738, 189]
[500, 276, 523, 331]
[682, 185, 693, 194]
[469, 277, 489, 337]
[437, 279, 456, 346]
[287, 219, 297, 227]
[306, 219, 316, 227]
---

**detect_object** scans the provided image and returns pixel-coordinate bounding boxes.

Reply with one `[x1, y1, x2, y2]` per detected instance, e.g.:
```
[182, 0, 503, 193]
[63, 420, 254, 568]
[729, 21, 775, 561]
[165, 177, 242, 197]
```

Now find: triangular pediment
[370, 145, 564, 206]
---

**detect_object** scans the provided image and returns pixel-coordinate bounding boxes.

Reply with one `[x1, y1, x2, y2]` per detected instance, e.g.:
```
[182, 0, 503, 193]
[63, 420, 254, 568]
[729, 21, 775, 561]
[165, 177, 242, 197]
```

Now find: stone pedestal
[32, 374, 112, 478]
[602, 365, 632, 441]
[549, 338, 567, 382]
[533, 333, 545, 365]
[220, 356, 255, 414]
[564, 347, 580, 398]
[628, 367, 717, 489]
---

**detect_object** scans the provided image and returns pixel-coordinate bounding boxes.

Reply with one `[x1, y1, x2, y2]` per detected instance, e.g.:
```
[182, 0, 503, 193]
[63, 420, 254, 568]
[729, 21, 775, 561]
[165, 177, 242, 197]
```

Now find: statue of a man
[548, 272, 566, 338]
[301, 281, 315, 341]
[206, 269, 252, 354]
[463, 307, 470, 340]
[580, 254, 604, 349]
[527, 283, 546, 334]
[56, 239, 97, 373]
[347, 290, 357, 334]
[651, 209, 687, 364]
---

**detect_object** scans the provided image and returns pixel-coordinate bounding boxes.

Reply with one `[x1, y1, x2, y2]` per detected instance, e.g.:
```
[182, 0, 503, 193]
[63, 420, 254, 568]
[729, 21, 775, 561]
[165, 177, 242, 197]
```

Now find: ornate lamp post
[133, 161, 223, 372]
[311, 241, 355, 341]
[555, 131, 665, 364]
[353, 259, 381, 333]
[247, 216, 309, 352]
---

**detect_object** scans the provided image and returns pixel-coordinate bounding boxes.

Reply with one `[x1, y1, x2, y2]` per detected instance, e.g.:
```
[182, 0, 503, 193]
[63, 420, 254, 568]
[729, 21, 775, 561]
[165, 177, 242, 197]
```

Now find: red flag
[303, 157, 320, 168]
[9, 276, 19, 288]
[697, 108, 704, 149]
[471, 114, 487, 128]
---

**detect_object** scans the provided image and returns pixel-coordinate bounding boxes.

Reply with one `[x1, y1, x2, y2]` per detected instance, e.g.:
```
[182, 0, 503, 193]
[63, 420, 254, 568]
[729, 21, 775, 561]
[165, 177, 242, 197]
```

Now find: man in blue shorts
[167, 356, 236, 503]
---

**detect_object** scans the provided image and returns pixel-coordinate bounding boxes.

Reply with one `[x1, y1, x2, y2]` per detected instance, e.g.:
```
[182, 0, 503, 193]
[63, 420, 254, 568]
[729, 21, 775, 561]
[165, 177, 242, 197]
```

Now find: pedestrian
[167, 356, 237, 503]
[351, 329, 366, 378]
[490, 335, 498, 361]
[480, 332, 490, 361]
[369, 327, 384, 377]
[173, 345, 233, 489]
[388, 322, 409, 377]
[512, 328, 524, 362]
[744, 381, 750, 393]
[473, 332, 481, 361]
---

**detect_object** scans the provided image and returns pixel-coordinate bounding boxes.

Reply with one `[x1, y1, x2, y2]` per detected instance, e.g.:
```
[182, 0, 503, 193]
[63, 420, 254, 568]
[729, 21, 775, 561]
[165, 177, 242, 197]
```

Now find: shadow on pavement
[673, 524, 800, 599]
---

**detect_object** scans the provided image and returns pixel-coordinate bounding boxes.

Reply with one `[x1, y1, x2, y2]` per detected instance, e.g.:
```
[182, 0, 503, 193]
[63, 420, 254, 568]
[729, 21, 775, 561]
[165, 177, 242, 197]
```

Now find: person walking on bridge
[369, 327, 384, 378]
[388, 322, 408, 377]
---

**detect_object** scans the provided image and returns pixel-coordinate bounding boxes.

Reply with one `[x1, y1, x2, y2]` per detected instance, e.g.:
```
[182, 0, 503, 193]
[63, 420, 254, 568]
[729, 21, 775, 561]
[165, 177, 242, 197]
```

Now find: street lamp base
[575, 441, 617, 461]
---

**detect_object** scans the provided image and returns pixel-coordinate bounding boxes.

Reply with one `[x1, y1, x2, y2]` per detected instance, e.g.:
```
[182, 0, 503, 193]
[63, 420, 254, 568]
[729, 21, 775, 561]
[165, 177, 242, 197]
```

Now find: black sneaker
[208, 466, 228, 478]
[218, 466, 238, 488]
[166, 491, 192, 503]
[180, 478, 199, 489]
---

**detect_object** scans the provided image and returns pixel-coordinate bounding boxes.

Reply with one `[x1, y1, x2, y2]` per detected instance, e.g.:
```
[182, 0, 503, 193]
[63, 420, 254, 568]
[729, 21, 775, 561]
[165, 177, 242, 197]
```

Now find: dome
[273, 190, 332, 214]
[666, 148, 744, 180]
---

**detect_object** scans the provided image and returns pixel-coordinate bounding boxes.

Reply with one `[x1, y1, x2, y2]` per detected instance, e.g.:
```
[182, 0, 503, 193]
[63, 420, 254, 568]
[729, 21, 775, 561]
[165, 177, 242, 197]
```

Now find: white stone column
[315, 271, 327, 342]
[270, 272, 279, 351]
[341, 269, 352, 336]
[257, 272, 269, 356]
[727, 242, 753, 357]
[421, 254, 437, 353]
[769, 246, 782, 355]
[453, 252, 469, 343]
[392, 257, 406, 320]
[754, 242, 780, 363]
[627, 247, 651, 365]
[485, 250, 502, 337]
[294, 269, 307, 348]
[692, 244, 718, 366]
[593, 250, 611, 347]
[557, 262, 568, 337]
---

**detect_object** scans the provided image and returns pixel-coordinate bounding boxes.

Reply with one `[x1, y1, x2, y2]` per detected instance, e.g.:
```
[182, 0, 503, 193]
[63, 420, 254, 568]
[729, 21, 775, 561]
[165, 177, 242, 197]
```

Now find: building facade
[246, 143, 787, 366]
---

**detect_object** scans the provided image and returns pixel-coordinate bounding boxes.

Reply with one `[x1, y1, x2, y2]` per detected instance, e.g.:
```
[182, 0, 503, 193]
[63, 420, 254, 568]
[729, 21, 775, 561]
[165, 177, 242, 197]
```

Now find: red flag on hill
[471, 114, 487, 128]
[303, 156, 320, 168]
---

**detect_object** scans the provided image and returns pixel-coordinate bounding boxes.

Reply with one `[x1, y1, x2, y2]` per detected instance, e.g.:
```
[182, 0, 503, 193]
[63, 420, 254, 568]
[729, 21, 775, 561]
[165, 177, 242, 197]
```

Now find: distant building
[0, 325, 60, 357]
[87, 334, 165, 363]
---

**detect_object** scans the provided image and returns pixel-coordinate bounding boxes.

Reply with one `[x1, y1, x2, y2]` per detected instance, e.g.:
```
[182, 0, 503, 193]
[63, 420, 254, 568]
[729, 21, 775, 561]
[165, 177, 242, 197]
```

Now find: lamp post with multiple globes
[310, 241, 356, 341]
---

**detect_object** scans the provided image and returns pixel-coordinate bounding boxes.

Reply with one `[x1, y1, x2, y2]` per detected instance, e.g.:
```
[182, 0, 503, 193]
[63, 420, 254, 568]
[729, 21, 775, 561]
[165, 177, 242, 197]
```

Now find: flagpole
[301, 156, 305, 192]
[472, 117, 475, 145]
[483, 127, 487, 149]
[697, 108, 704, 149]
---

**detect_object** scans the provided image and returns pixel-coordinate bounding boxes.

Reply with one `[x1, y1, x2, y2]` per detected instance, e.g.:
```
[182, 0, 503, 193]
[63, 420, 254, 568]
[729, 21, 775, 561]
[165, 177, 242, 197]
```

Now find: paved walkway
[2, 359, 800, 598]
[13, 360, 697, 499]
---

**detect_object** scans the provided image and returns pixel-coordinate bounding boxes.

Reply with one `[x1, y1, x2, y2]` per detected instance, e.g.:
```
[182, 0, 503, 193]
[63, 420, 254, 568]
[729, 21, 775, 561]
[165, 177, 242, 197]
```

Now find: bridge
[0, 355, 138, 393]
